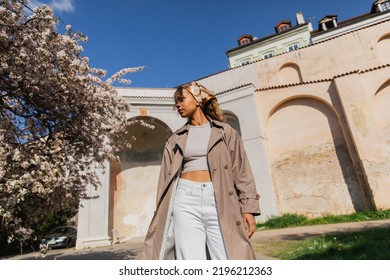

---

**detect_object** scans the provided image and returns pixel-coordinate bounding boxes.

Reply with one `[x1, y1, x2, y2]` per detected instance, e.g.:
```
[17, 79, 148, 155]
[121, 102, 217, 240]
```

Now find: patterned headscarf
[181, 82, 216, 106]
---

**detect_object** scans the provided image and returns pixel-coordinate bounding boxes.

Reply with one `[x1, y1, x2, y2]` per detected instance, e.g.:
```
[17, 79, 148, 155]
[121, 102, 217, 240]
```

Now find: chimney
[296, 11, 305, 25]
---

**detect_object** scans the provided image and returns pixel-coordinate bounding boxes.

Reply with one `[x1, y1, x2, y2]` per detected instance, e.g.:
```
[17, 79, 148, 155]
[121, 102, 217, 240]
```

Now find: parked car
[41, 226, 77, 249]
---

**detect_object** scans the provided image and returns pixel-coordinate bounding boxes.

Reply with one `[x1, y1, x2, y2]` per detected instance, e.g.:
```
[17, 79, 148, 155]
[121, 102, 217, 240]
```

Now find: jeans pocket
[176, 183, 192, 196]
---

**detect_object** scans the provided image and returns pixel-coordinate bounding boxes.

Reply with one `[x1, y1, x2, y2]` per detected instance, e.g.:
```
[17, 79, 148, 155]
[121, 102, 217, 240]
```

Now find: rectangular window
[381, 2, 390, 11]
[278, 25, 290, 32]
[288, 44, 299, 52]
[263, 52, 274, 59]
[240, 39, 250, 46]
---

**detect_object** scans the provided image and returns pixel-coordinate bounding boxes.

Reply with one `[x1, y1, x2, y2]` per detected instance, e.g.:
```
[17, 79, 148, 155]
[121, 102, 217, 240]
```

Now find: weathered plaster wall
[266, 97, 364, 216]
[250, 18, 390, 214]
[334, 70, 390, 210]
[110, 116, 172, 241]
[111, 161, 159, 239]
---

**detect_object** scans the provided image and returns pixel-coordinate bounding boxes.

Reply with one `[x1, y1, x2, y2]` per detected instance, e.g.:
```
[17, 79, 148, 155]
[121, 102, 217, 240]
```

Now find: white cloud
[28, 0, 45, 10]
[50, 0, 74, 13]
[27, 0, 74, 13]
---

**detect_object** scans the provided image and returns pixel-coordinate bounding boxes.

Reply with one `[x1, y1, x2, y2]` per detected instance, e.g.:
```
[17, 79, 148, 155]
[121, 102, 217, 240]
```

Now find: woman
[138, 81, 261, 260]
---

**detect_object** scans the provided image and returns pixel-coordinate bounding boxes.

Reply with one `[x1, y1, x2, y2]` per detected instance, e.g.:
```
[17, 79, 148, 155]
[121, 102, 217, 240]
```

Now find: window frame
[288, 43, 300, 52]
[381, 2, 390, 11]
[263, 51, 274, 59]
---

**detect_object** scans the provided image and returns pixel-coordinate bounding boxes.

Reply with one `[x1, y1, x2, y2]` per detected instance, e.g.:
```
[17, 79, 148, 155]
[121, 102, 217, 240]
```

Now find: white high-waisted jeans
[173, 178, 228, 260]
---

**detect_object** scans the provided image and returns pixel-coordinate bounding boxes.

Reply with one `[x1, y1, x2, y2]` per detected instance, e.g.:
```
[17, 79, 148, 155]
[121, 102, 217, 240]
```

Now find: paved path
[3, 219, 390, 260]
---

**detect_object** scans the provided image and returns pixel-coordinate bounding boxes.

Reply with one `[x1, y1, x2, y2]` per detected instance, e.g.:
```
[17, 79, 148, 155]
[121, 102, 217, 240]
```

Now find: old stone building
[76, 2, 390, 248]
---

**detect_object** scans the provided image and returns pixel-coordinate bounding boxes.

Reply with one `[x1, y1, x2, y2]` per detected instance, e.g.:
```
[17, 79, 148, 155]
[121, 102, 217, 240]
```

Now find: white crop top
[182, 122, 211, 174]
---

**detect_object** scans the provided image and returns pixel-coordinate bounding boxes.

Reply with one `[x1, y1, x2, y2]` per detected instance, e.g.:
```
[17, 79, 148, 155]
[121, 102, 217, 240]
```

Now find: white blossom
[0, 0, 144, 247]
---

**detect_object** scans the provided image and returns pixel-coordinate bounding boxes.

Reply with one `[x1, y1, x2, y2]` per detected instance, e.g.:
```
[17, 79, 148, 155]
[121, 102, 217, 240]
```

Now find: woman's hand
[242, 213, 256, 238]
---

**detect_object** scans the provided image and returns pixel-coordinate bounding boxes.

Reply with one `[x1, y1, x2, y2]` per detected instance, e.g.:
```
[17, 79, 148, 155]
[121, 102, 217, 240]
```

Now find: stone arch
[109, 116, 172, 240]
[372, 79, 390, 152]
[279, 62, 303, 84]
[377, 34, 390, 64]
[266, 96, 364, 217]
[224, 110, 242, 135]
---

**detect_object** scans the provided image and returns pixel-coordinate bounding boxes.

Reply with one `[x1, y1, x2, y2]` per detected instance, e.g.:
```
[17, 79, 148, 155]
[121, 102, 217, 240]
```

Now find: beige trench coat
[137, 118, 261, 259]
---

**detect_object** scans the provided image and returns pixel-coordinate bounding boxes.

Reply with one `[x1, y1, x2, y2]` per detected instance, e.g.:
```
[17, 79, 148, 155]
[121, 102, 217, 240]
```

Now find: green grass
[256, 209, 390, 230]
[258, 227, 390, 260]
[253, 209, 390, 260]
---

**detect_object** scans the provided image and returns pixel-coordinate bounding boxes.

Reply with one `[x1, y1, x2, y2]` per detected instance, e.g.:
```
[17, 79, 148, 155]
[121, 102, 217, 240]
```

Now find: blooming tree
[0, 0, 143, 247]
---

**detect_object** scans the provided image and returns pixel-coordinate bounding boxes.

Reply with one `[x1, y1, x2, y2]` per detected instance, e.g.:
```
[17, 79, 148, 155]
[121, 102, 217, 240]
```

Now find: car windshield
[51, 227, 74, 234]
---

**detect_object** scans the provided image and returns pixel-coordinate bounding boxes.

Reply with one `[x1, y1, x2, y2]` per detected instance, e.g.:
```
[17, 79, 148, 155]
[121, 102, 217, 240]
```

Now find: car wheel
[66, 239, 72, 248]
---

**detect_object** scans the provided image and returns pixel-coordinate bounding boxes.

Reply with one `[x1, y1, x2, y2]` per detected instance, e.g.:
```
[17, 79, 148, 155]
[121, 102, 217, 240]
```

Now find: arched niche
[372, 80, 390, 151]
[279, 62, 303, 85]
[377, 34, 390, 64]
[266, 96, 364, 217]
[109, 116, 172, 240]
[116, 116, 172, 163]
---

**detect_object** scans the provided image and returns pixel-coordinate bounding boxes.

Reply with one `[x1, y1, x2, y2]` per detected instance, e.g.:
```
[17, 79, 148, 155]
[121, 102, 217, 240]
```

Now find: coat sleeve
[227, 127, 261, 216]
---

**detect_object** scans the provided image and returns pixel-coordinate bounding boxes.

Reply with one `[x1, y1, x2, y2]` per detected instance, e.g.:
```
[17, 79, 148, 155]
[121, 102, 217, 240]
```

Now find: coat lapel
[175, 133, 187, 156]
[207, 118, 225, 153]
[171, 123, 189, 174]
[208, 126, 223, 153]
[157, 124, 189, 206]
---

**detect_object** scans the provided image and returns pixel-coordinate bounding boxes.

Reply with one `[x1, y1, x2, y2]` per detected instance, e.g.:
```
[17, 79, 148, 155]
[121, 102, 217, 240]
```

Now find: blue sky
[29, 0, 375, 88]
